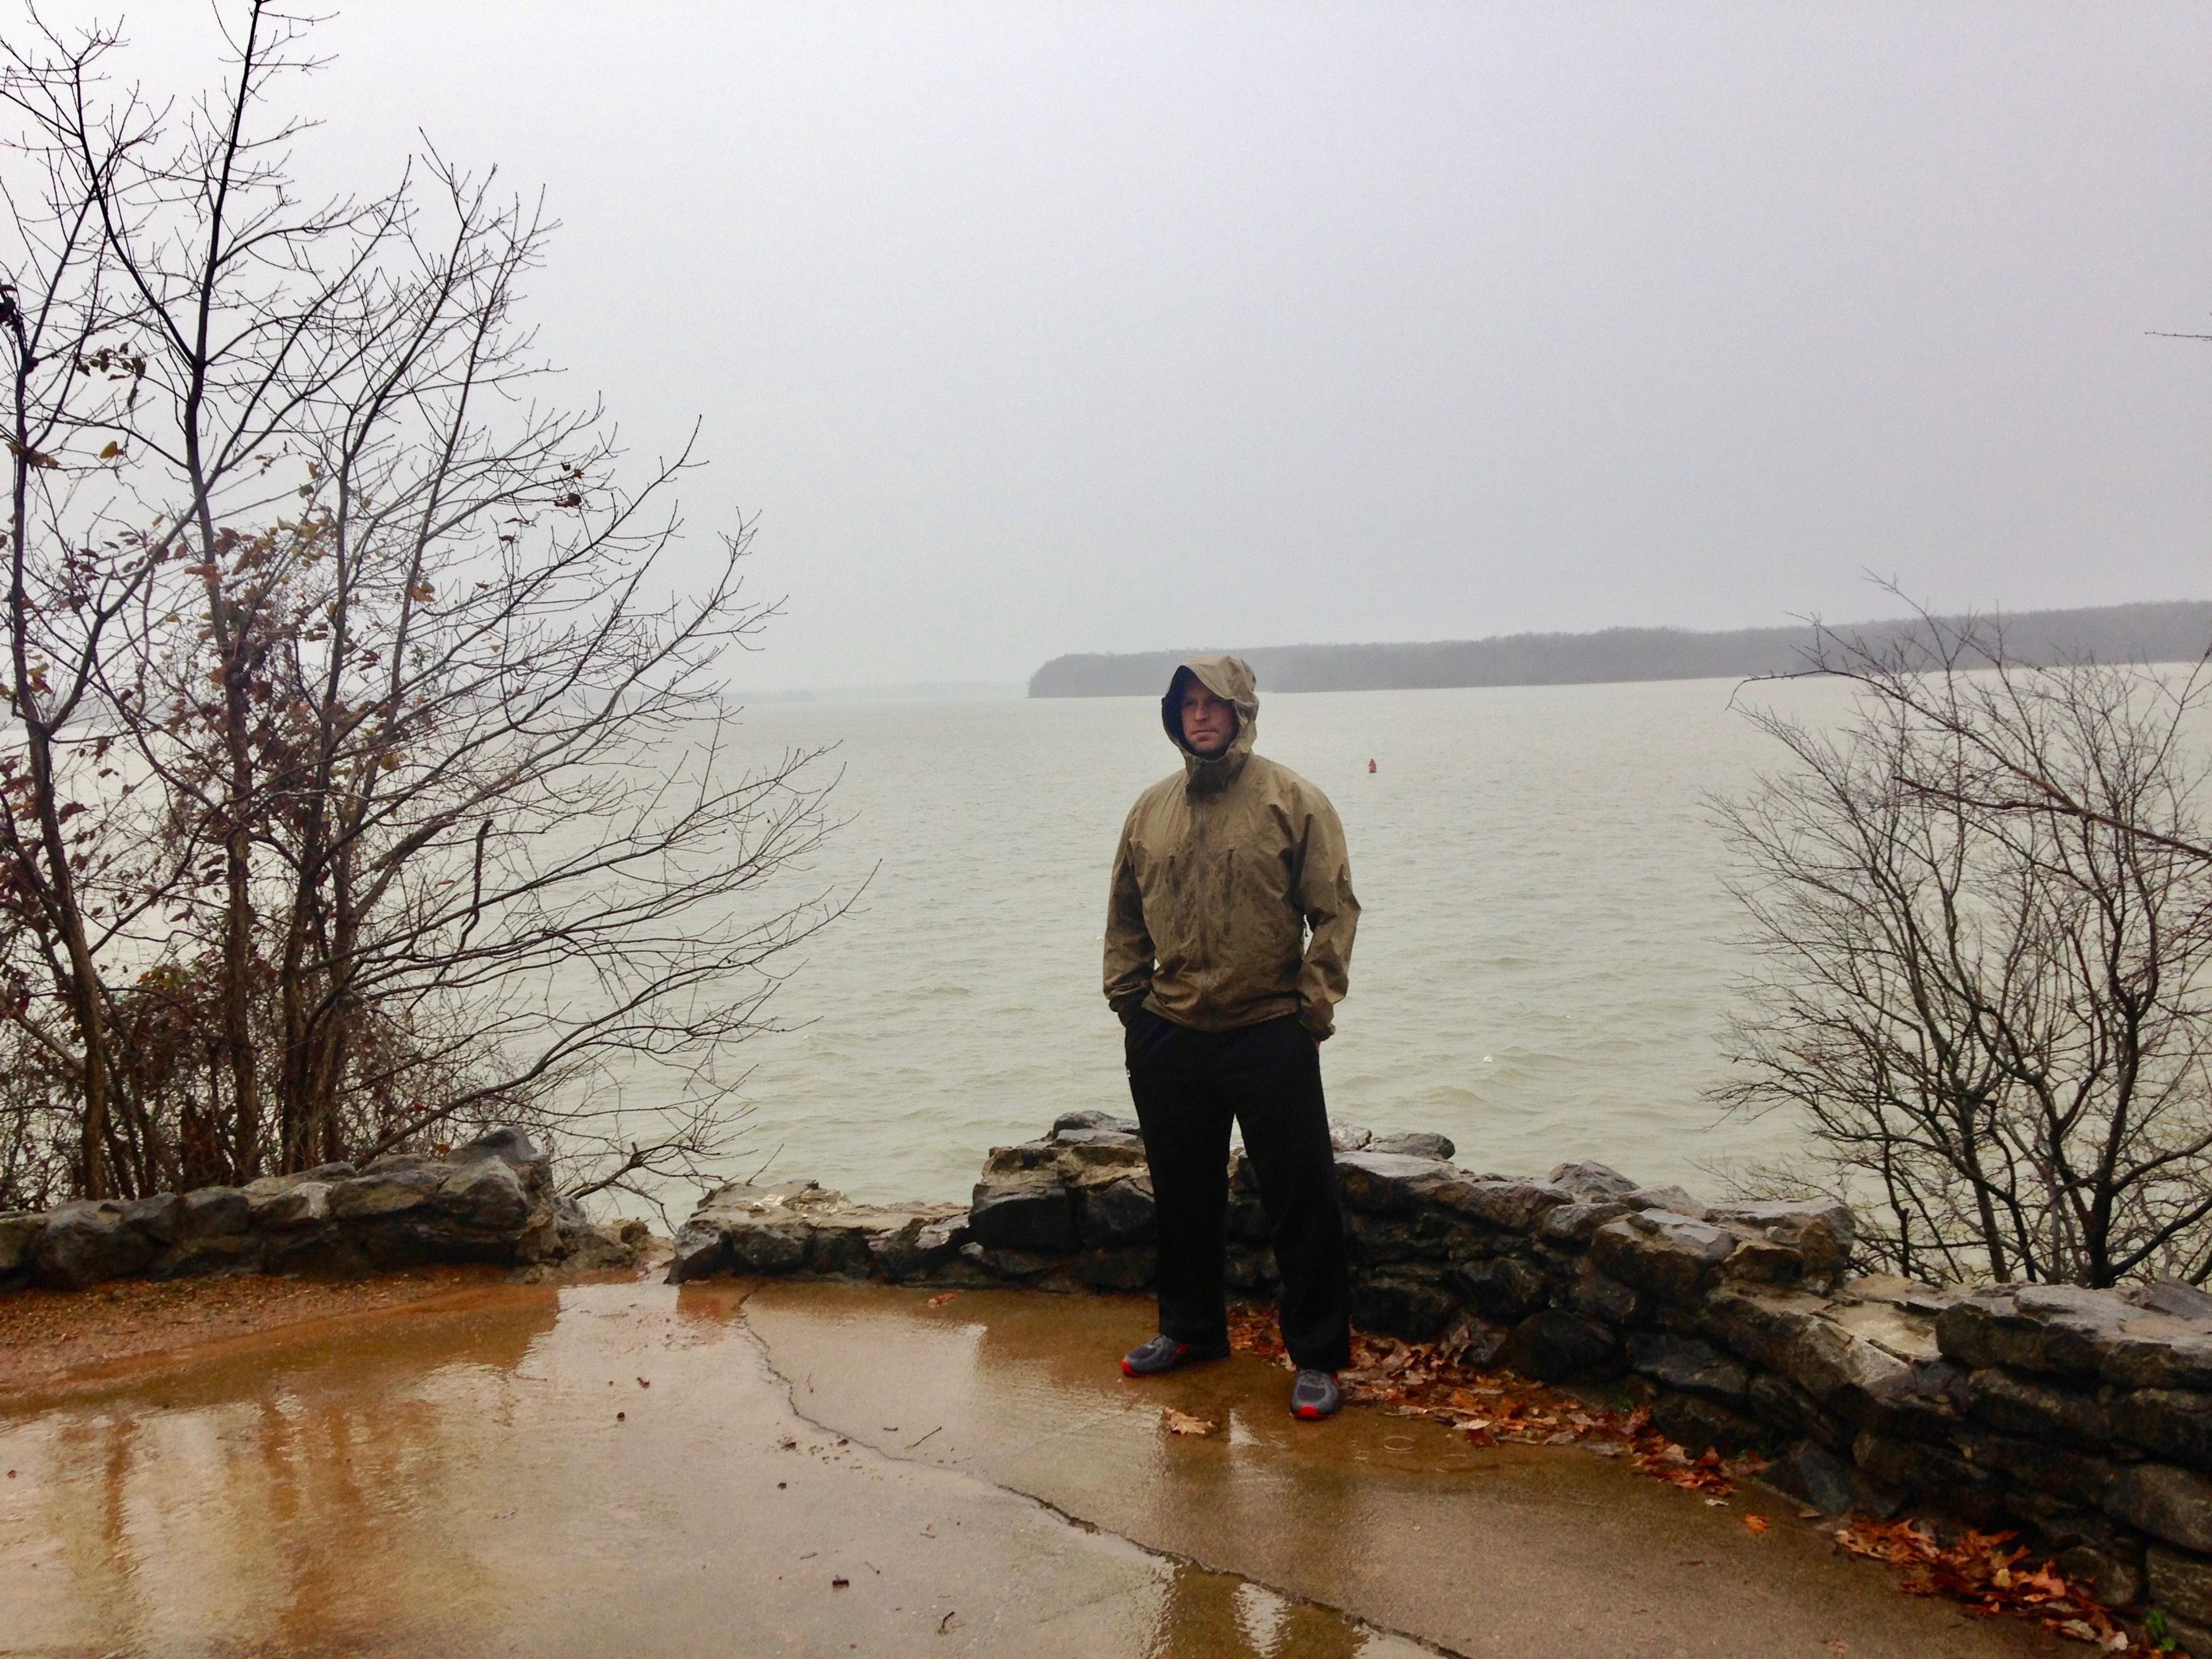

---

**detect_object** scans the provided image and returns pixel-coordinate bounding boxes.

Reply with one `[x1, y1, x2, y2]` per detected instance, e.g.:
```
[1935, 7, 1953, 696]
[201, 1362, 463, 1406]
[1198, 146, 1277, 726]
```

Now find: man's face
[1179, 683, 1238, 758]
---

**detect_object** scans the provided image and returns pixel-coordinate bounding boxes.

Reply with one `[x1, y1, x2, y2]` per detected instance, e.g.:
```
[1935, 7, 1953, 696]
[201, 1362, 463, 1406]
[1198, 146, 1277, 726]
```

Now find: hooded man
[1103, 654, 1359, 1419]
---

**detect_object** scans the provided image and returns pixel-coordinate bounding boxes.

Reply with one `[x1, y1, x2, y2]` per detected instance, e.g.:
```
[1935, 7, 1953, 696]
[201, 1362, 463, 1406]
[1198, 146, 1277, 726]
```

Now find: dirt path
[0, 1264, 520, 1403]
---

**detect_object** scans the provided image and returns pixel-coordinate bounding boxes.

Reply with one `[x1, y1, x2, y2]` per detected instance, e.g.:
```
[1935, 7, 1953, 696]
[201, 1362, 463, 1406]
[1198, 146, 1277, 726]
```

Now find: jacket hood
[1161, 654, 1259, 785]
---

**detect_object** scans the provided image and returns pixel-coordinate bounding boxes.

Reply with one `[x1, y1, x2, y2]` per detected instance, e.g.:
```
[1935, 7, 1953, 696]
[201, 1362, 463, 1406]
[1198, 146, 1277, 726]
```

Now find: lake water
[672, 674, 1854, 1211]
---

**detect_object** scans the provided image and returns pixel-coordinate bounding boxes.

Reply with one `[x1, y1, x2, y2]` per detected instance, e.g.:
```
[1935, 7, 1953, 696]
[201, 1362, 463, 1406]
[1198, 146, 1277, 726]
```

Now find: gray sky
[48, 2, 2212, 687]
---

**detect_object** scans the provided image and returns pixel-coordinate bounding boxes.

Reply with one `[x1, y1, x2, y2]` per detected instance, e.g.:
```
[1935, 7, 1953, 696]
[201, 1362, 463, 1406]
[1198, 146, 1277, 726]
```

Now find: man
[1103, 654, 1359, 1421]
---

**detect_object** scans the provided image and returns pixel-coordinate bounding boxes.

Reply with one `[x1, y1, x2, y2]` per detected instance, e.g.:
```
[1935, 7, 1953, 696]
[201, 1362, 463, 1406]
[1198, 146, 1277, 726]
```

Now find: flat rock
[1960, 1367, 2112, 1448]
[1051, 1109, 1141, 1138]
[1700, 1285, 1916, 1409]
[1840, 1274, 1965, 1318]
[1547, 1160, 1639, 1201]
[1429, 1179, 1574, 1233]
[1589, 1210, 1741, 1304]
[449, 1128, 546, 1171]
[2127, 1280, 2212, 1323]
[1823, 1298, 1942, 1365]
[1622, 1184, 1710, 1220]
[178, 1187, 251, 1239]
[1627, 1331, 1753, 1407]
[244, 1178, 332, 1231]
[2113, 1389, 2212, 1472]
[434, 1156, 532, 1232]
[1332, 1150, 1456, 1215]
[1444, 1255, 1552, 1322]
[1351, 1271, 1462, 1339]
[2108, 1461, 2212, 1553]
[1938, 1285, 2212, 1391]
[1538, 1199, 1635, 1244]
[328, 1167, 445, 1222]
[1367, 1131, 1456, 1160]
[1500, 1309, 1623, 1382]
[0, 1211, 44, 1277]
[2149, 1546, 2212, 1628]
[1075, 1176, 1156, 1247]
[668, 1181, 967, 1284]
[1705, 1199, 1855, 1281]
[122, 1192, 183, 1246]
[1764, 1439, 1860, 1516]
[31, 1201, 153, 1291]
[970, 1171, 1078, 1252]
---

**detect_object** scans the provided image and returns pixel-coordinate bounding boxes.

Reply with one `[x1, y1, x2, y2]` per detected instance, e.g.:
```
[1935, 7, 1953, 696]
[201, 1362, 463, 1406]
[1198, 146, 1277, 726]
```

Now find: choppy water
[675, 675, 1853, 1209]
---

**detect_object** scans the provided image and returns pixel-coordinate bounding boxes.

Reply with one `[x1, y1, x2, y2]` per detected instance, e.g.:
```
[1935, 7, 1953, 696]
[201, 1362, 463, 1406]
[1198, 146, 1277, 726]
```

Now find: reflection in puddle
[5, 1290, 560, 1654]
[1148, 1563, 1373, 1658]
[0, 1282, 1407, 1658]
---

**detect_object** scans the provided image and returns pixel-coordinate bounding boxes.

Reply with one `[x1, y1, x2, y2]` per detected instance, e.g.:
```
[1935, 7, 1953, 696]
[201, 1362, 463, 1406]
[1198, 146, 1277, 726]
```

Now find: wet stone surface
[3, 1275, 2072, 1658]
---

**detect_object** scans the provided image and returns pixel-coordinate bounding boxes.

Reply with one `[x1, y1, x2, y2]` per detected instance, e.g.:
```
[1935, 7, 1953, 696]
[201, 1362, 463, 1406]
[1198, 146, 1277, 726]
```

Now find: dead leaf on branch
[4, 439, 60, 469]
[1161, 1407, 1216, 1437]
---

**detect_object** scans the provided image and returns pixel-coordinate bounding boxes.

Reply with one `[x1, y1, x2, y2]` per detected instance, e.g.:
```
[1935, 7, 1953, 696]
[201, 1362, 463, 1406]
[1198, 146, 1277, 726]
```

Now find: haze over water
[701, 675, 1860, 1210]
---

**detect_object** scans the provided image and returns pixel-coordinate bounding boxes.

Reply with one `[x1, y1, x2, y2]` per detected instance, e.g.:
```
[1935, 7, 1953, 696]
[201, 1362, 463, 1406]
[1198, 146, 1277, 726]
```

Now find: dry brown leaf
[1161, 1407, 1216, 1437]
[925, 1291, 959, 1308]
[1743, 1514, 1769, 1536]
[1832, 1517, 2161, 1654]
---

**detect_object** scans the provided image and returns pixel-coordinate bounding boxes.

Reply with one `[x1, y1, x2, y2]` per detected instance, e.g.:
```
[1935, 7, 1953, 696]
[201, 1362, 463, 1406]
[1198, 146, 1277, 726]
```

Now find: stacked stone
[664, 1110, 2212, 1637]
[0, 1129, 635, 1292]
[668, 1181, 969, 1283]
[1920, 1283, 2212, 1639]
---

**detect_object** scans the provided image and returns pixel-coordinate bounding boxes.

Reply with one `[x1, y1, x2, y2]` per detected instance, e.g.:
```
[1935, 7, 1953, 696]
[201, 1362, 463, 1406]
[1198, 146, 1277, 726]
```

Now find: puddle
[0, 1279, 1421, 1657]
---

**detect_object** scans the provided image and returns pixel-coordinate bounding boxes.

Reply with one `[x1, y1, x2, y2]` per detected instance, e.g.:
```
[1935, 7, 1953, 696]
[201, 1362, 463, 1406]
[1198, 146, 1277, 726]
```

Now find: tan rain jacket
[1103, 654, 1360, 1040]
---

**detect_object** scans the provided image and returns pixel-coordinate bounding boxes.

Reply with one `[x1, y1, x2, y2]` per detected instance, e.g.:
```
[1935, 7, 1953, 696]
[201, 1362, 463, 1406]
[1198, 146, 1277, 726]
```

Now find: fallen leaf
[1743, 1514, 1769, 1535]
[926, 1291, 959, 1308]
[1161, 1407, 1217, 1437]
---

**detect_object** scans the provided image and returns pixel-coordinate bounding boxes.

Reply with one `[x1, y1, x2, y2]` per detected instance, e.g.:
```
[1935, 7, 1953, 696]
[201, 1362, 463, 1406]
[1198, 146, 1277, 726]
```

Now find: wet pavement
[0, 1277, 2065, 1658]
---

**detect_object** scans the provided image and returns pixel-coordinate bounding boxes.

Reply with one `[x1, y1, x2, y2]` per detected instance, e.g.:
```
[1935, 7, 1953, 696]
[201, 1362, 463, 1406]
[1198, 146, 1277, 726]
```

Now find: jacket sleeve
[1103, 810, 1156, 1017]
[1290, 790, 1359, 1040]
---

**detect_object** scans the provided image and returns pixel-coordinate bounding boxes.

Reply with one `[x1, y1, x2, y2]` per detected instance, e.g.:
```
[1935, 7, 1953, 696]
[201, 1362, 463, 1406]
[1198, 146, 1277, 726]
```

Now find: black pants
[1123, 1009, 1353, 1373]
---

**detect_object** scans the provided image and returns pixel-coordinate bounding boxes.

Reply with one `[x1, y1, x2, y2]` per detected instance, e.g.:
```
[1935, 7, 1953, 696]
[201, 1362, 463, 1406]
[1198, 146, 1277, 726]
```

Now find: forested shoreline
[1028, 599, 2212, 696]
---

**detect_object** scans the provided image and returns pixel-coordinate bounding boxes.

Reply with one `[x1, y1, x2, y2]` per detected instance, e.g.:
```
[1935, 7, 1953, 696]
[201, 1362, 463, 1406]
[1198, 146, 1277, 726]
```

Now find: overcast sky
[41, 2, 2212, 688]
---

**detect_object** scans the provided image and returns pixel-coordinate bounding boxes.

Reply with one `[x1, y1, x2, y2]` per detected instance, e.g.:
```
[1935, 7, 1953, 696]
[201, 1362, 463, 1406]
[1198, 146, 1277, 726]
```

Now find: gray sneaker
[1121, 1334, 1230, 1376]
[1290, 1368, 1341, 1420]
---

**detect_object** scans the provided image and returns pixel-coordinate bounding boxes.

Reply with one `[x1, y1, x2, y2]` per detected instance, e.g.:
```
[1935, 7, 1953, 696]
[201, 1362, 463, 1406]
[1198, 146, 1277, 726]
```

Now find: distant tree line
[1, 6, 839, 1213]
[1029, 601, 2212, 698]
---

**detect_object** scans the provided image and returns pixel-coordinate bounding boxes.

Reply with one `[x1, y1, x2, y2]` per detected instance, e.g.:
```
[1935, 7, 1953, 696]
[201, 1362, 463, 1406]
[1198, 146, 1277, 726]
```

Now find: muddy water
[1, 1279, 2061, 1659]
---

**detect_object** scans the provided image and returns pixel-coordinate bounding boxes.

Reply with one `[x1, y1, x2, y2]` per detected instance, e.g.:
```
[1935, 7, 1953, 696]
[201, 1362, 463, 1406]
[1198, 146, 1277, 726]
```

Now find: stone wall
[0, 1129, 639, 1293]
[668, 1109, 2212, 1646]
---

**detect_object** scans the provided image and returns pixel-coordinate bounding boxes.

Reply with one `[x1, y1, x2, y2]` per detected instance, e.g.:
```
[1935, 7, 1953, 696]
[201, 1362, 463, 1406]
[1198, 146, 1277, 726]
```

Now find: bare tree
[1715, 609, 2212, 1287]
[0, 16, 183, 1200]
[0, 4, 844, 1209]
